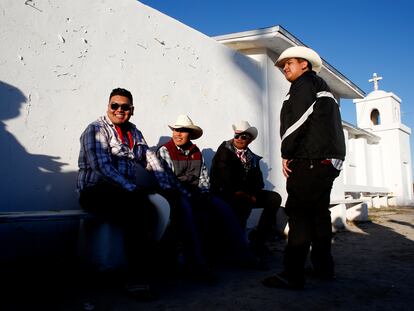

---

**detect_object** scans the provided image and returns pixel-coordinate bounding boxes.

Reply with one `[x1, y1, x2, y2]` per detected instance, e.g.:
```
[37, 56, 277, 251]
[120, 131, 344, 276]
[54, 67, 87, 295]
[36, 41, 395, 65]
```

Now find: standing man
[210, 121, 281, 260]
[262, 46, 345, 290]
[77, 88, 171, 297]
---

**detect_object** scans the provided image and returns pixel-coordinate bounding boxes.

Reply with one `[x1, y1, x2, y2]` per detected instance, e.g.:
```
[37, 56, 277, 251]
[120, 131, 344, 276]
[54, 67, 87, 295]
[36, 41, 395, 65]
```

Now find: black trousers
[283, 159, 340, 283]
[230, 190, 281, 242]
[79, 183, 157, 278]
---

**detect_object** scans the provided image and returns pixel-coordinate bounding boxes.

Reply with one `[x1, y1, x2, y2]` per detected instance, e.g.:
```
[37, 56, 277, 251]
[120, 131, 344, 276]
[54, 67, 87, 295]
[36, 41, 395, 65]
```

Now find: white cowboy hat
[168, 114, 203, 140]
[275, 46, 322, 73]
[232, 120, 258, 140]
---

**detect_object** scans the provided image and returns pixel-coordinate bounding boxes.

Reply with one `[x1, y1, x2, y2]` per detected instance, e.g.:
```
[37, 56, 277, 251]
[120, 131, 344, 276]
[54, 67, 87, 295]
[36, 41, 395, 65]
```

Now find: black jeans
[283, 159, 340, 283]
[230, 190, 281, 242]
[79, 183, 157, 278]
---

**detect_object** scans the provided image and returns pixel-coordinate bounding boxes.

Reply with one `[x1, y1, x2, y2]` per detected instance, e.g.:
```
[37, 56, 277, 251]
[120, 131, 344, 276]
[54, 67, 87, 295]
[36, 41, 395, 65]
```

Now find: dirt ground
[2, 207, 414, 311]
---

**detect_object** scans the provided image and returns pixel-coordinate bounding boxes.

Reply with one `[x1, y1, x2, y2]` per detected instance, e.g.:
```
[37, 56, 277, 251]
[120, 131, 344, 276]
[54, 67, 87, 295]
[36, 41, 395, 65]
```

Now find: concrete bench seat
[329, 189, 396, 227]
[329, 198, 371, 228]
[330, 198, 369, 205]
[0, 194, 169, 235]
[0, 209, 92, 223]
[0, 209, 119, 270]
[1, 194, 170, 271]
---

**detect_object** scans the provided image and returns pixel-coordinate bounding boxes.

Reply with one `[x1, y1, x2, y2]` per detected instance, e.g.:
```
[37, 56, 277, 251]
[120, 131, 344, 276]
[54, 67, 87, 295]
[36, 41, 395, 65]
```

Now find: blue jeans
[161, 190, 207, 268]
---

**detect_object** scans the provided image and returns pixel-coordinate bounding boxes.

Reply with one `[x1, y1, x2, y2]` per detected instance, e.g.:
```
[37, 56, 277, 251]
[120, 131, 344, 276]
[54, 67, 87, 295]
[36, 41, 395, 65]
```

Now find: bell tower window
[370, 109, 380, 125]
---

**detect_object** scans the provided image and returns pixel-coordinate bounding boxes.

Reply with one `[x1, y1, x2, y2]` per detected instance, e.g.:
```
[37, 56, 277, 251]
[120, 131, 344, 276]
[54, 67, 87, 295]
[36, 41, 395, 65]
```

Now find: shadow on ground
[1, 207, 414, 311]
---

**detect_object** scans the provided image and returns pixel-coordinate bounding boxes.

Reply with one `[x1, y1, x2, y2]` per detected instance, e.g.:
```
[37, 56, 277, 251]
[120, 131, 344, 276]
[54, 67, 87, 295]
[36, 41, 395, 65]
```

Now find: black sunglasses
[173, 128, 192, 132]
[234, 133, 251, 140]
[110, 103, 133, 112]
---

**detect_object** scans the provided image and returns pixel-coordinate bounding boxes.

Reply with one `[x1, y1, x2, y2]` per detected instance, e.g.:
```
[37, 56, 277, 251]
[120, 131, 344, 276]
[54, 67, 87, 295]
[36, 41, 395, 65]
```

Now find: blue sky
[140, 0, 414, 173]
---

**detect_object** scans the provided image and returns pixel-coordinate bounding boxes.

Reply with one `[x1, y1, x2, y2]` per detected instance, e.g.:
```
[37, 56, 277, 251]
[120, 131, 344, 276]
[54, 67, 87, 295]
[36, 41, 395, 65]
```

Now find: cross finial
[368, 73, 383, 91]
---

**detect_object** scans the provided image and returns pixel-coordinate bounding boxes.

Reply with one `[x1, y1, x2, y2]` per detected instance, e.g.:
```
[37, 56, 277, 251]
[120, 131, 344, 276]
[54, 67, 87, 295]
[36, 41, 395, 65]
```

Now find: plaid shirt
[77, 116, 171, 192]
[157, 145, 210, 194]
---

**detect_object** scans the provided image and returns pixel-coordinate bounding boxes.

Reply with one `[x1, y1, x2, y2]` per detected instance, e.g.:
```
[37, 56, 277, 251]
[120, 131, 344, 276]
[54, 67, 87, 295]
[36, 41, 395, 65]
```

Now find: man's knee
[79, 183, 117, 212]
[269, 191, 282, 207]
[258, 190, 281, 212]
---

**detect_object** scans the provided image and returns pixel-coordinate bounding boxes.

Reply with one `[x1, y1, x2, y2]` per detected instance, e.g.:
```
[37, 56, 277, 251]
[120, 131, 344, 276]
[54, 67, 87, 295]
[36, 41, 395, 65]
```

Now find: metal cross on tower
[369, 73, 383, 91]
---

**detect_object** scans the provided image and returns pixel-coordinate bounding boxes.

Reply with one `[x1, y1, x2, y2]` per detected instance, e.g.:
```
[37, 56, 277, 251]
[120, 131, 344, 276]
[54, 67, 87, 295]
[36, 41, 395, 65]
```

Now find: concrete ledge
[343, 184, 389, 193]
[330, 198, 368, 205]
[330, 198, 370, 223]
[0, 210, 91, 223]
[346, 202, 369, 222]
[330, 203, 347, 230]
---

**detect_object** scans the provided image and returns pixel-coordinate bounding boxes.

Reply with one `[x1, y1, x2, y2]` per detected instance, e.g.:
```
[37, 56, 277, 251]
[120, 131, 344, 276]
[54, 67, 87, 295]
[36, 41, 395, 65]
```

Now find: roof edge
[214, 25, 365, 99]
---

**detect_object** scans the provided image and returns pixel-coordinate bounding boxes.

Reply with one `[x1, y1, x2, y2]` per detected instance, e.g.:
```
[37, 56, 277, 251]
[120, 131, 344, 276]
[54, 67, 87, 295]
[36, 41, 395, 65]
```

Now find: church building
[214, 27, 414, 218]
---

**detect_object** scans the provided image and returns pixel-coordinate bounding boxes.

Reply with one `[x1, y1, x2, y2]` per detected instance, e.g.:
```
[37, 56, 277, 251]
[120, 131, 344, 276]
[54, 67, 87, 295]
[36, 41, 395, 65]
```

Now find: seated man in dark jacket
[210, 120, 281, 258]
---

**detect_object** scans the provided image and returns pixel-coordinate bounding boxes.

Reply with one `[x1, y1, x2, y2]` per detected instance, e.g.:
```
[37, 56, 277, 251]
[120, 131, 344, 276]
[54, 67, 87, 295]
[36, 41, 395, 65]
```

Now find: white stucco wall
[354, 138, 368, 185]
[367, 143, 384, 187]
[237, 49, 290, 201]
[377, 128, 413, 205]
[0, 0, 266, 212]
[344, 134, 356, 185]
[264, 51, 291, 202]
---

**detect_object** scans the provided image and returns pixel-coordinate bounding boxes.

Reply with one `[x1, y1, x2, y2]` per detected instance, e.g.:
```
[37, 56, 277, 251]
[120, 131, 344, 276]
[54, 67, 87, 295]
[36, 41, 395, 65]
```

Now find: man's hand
[282, 158, 292, 178]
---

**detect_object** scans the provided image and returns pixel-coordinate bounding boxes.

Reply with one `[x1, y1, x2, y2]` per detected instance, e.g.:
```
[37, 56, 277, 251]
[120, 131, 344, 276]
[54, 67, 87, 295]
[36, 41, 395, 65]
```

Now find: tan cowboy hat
[232, 120, 258, 140]
[168, 114, 203, 140]
[275, 46, 322, 73]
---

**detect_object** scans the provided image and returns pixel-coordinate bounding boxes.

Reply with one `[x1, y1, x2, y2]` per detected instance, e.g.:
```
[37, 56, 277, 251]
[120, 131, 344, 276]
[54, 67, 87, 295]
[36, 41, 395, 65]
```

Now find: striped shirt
[330, 158, 343, 170]
[77, 116, 171, 192]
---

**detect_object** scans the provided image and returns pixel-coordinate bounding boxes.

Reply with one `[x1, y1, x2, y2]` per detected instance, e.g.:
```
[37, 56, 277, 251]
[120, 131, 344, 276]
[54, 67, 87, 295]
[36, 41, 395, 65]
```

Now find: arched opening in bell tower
[370, 109, 381, 125]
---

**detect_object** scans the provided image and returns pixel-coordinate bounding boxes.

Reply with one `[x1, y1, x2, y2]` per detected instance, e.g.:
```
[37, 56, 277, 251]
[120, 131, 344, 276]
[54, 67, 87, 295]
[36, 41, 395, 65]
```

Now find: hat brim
[275, 46, 322, 73]
[168, 125, 203, 140]
[275, 57, 322, 73]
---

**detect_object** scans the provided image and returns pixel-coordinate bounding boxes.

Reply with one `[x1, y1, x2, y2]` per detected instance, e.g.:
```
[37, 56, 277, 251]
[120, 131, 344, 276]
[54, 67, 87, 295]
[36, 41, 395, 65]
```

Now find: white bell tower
[354, 74, 413, 205]
[355, 73, 402, 129]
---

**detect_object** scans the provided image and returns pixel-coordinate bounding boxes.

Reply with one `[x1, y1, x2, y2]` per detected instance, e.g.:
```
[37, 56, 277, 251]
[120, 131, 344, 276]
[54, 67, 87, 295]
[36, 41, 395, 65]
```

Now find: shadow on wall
[227, 51, 281, 191]
[0, 81, 78, 212]
[261, 161, 275, 190]
[202, 148, 215, 171]
[228, 49, 264, 92]
[152, 135, 171, 151]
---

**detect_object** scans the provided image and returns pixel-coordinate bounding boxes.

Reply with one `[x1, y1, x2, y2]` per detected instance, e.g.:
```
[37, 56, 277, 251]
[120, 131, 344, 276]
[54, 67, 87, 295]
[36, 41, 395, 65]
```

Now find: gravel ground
[2, 207, 414, 311]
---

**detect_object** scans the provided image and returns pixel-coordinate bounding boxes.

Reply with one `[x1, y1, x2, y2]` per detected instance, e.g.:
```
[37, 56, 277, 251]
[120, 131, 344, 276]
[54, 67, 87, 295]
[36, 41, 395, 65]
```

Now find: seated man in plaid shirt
[77, 88, 171, 299]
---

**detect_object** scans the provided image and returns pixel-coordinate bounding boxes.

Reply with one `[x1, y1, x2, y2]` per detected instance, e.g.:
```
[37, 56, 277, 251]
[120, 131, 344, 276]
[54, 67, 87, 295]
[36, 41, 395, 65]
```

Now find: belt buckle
[321, 159, 331, 165]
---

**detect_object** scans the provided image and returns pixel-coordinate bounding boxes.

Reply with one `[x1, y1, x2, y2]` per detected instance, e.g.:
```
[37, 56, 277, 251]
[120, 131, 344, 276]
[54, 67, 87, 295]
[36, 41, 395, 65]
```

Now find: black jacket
[210, 140, 264, 199]
[280, 71, 346, 160]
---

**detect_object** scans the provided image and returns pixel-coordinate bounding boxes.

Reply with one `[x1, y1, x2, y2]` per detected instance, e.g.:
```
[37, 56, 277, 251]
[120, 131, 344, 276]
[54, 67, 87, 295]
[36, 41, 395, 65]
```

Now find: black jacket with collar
[280, 70, 346, 160]
[210, 140, 264, 199]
